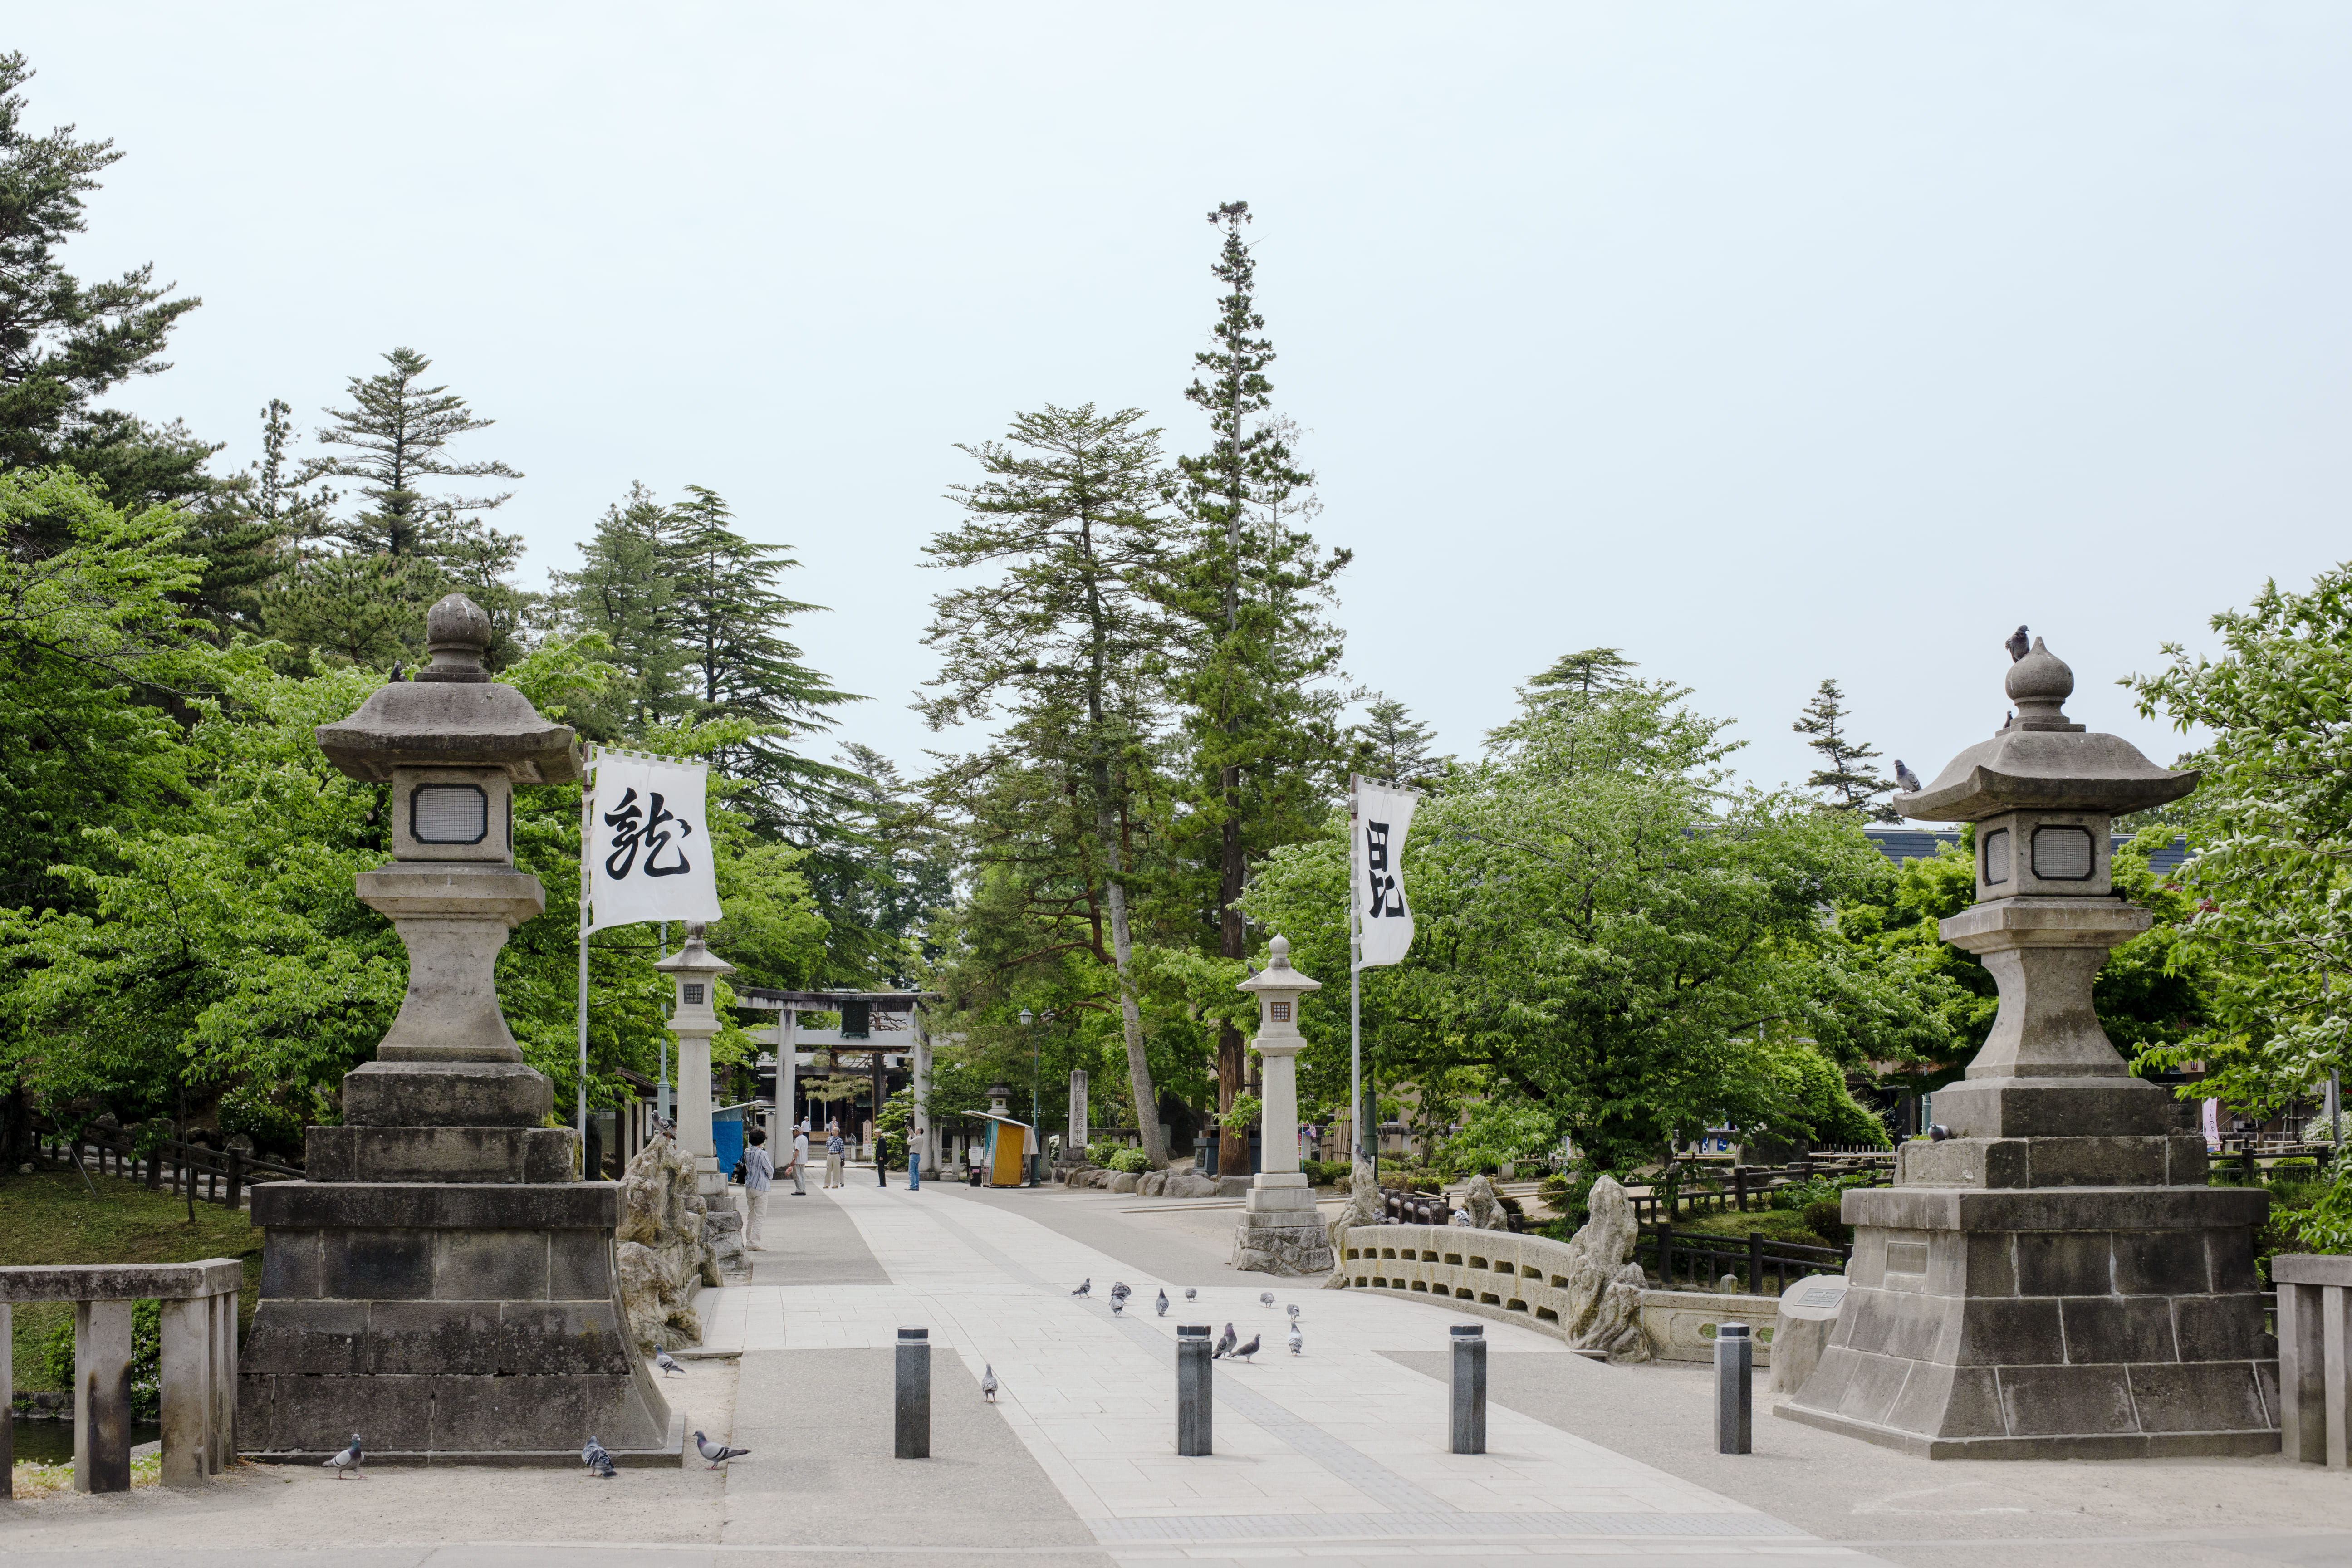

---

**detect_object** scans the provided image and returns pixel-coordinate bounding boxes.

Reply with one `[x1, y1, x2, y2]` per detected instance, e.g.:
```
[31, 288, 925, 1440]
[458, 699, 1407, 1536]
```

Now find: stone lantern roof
[651, 921, 735, 983]
[1894, 637, 2197, 822]
[1236, 935, 1322, 1004]
[315, 593, 582, 784]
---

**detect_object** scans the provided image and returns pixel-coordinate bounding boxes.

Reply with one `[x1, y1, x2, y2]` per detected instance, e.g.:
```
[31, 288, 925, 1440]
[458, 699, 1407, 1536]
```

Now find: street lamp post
[1020, 1008, 1038, 1186]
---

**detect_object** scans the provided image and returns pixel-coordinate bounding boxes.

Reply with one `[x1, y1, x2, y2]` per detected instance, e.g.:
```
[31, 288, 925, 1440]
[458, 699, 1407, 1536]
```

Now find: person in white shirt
[788, 1121, 808, 1195]
[740, 1128, 775, 1248]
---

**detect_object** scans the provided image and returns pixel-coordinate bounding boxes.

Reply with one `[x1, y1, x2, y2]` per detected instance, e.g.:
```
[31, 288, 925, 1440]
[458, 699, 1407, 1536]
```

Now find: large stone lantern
[1232, 936, 1335, 1276]
[1782, 637, 2274, 1459]
[240, 595, 673, 1462]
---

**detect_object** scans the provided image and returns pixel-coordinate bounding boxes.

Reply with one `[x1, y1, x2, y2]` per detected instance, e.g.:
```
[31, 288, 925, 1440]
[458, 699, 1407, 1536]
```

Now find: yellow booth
[963, 1109, 1039, 1187]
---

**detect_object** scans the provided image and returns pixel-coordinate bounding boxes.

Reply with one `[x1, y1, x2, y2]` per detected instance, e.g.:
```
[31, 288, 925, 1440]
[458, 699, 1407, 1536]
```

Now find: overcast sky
[19, 4, 2352, 796]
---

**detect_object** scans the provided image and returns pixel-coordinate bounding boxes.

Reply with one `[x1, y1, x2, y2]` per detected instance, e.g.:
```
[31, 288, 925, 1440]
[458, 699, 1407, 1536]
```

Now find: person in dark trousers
[875, 1131, 891, 1187]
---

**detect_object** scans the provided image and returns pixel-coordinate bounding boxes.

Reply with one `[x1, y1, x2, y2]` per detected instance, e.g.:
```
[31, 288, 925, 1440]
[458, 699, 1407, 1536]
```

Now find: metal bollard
[895, 1327, 931, 1459]
[1714, 1323, 1753, 1454]
[1176, 1325, 1214, 1456]
[1450, 1324, 1487, 1454]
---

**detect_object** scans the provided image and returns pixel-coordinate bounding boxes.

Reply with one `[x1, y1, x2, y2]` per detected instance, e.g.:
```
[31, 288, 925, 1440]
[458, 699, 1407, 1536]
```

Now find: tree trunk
[1218, 771, 1248, 1176]
[1102, 874, 1168, 1169]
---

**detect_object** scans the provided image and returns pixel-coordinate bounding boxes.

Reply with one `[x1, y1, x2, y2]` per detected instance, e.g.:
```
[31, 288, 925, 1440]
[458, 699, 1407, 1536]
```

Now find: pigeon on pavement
[1259, 1291, 1275, 1309]
[1110, 1282, 1132, 1303]
[1215, 1322, 1237, 1359]
[1288, 1325, 1303, 1356]
[1111, 1294, 1125, 1315]
[591, 1451, 618, 1479]
[695, 1431, 751, 1470]
[1234, 1333, 1261, 1363]
[582, 1436, 611, 1471]
[982, 1364, 998, 1403]
[324, 1433, 363, 1478]
[656, 1350, 686, 1377]
[1286, 1303, 1300, 1322]
[1893, 760, 1923, 794]
[1156, 1289, 1169, 1317]
[1072, 1278, 1091, 1298]
[2006, 625, 2031, 662]
[1184, 1287, 1197, 1302]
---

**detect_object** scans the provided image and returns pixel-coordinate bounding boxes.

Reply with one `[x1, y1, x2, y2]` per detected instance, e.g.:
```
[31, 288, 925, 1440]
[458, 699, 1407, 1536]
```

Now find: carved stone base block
[1233, 1174, 1335, 1276]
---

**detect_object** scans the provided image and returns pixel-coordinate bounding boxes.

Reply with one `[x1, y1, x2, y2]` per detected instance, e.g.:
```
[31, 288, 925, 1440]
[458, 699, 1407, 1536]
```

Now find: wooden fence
[29, 1125, 303, 1210]
[1626, 1158, 1895, 1227]
[1639, 1225, 1851, 1296]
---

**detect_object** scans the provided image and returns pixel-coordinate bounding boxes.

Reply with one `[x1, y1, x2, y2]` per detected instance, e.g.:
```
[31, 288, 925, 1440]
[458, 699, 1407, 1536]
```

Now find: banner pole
[577, 744, 594, 1147]
[1349, 774, 1363, 1168]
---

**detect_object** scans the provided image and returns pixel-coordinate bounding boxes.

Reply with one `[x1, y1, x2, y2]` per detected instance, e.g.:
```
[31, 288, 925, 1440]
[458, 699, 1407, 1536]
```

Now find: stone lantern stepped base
[239, 1181, 672, 1461]
[304, 1125, 578, 1184]
[1233, 1174, 1334, 1276]
[341, 1058, 552, 1126]
[1778, 1180, 2278, 1460]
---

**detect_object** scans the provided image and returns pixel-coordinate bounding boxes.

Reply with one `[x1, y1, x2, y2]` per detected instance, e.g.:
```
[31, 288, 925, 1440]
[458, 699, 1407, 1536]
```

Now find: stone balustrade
[2276, 1254, 2351, 1467]
[0, 1259, 242, 1495]
[1341, 1223, 1778, 1362]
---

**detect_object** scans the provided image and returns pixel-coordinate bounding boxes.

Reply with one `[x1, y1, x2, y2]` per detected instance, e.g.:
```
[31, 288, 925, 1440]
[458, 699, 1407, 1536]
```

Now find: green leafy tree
[1794, 677, 1898, 821]
[0, 54, 212, 514]
[1158, 201, 1353, 1174]
[545, 482, 691, 731]
[2129, 565, 2352, 1249]
[920, 404, 1178, 1163]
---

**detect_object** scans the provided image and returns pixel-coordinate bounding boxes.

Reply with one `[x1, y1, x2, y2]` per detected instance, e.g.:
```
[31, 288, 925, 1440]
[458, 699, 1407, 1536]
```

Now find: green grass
[1, 1169, 262, 1395]
[1670, 1207, 1837, 1247]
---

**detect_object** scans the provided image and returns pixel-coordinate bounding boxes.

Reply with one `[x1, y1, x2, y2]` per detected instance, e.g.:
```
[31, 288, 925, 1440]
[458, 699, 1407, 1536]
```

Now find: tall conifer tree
[1795, 678, 1898, 820]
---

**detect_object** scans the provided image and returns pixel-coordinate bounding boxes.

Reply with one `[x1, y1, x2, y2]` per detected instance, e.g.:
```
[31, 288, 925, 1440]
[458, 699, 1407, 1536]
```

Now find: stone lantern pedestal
[1780, 639, 2275, 1459]
[1232, 937, 1335, 1277]
[239, 595, 674, 1462]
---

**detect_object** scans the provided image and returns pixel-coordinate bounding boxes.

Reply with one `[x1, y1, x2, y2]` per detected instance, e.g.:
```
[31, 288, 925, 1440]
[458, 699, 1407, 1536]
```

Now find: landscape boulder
[613, 1135, 715, 1354]
[1553, 1175, 1649, 1361]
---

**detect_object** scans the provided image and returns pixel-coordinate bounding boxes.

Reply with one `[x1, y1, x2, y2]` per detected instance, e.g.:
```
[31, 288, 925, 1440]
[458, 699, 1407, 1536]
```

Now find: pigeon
[2006, 625, 2031, 662]
[1111, 1294, 1125, 1316]
[1110, 1281, 1132, 1302]
[1071, 1278, 1091, 1298]
[1184, 1287, 1197, 1302]
[1893, 759, 1923, 794]
[1234, 1333, 1261, 1363]
[1259, 1291, 1275, 1309]
[694, 1430, 751, 1470]
[582, 1436, 611, 1471]
[656, 1350, 686, 1377]
[1215, 1322, 1237, 1359]
[1156, 1289, 1169, 1317]
[324, 1433, 363, 1478]
[1245, 961, 1261, 978]
[590, 1450, 618, 1479]
[1288, 1325, 1303, 1357]
[982, 1364, 998, 1402]
[1286, 1303, 1301, 1324]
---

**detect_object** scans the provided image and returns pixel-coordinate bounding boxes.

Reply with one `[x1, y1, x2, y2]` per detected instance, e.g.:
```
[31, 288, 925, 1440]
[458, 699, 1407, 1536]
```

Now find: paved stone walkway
[695, 1180, 1867, 1563]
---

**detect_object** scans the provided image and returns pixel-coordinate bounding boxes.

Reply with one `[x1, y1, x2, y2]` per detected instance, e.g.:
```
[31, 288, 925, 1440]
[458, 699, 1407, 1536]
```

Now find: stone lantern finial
[2001, 637, 2078, 732]
[415, 593, 494, 684]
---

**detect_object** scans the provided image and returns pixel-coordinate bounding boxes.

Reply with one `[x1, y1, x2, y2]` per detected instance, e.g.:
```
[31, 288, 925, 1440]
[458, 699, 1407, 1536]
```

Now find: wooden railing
[31, 1126, 303, 1210]
[1639, 1225, 1850, 1296]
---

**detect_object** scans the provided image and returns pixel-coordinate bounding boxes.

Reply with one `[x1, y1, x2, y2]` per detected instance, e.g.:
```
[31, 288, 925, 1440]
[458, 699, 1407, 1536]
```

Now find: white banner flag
[1353, 777, 1418, 969]
[588, 750, 721, 932]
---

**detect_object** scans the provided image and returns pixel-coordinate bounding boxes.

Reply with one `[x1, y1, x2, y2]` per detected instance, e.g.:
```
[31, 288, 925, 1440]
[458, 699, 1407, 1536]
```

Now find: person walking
[740, 1128, 774, 1249]
[875, 1129, 891, 1188]
[787, 1121, 808, 1195]
[824, 1122, 846, 1188]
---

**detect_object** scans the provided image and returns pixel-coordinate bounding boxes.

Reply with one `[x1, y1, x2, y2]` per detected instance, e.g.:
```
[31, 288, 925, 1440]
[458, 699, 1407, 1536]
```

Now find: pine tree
[664, 486, 862, 833]
[302, 348, 519, 558]
[0, 53, 211, 514]
[1354, 695, 1446, 789]
[1529, 647, 1638, 697]
[172, 400, 329, 637]
[546, 482, 691, 730]
[1795, 678, 1898, 821]
[921, 404, 1179, 1164]
[1159, 202, 1353, 1174]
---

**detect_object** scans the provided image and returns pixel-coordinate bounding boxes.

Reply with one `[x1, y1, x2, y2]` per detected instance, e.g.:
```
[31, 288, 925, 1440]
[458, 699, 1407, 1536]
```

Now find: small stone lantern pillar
[1231, 936, 1335, 1277]
[240, 594, 672, 1462]
[1781, 638, 2274, 1459]
[654, 924, 734, 1197]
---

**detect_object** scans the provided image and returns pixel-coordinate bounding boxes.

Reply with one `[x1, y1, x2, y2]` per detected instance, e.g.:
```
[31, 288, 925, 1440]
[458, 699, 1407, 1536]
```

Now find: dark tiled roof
[1862, 827, 2190, 877]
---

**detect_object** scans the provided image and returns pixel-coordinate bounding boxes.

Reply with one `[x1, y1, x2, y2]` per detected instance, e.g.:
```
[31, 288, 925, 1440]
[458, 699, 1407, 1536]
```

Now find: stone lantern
[654, 923, 735, 1196]
[240, 594, 673, 1463]
[1782, 637, 2274, 1459]
[1232, 936, 1335, 1276]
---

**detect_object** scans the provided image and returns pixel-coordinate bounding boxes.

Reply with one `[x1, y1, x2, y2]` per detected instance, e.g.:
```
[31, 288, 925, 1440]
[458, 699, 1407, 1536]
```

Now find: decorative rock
[614, 1137, 716, 1354]
[1461, 1174, 1512, 1232]
[1137, 1171, 1166, 1197]
[1323, 1162, 1383, 1288]
[1163, 1171, 1220, 1198]
[1109, 1172, 1140, 1194]
[1553, 1176, 1649, 1361]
